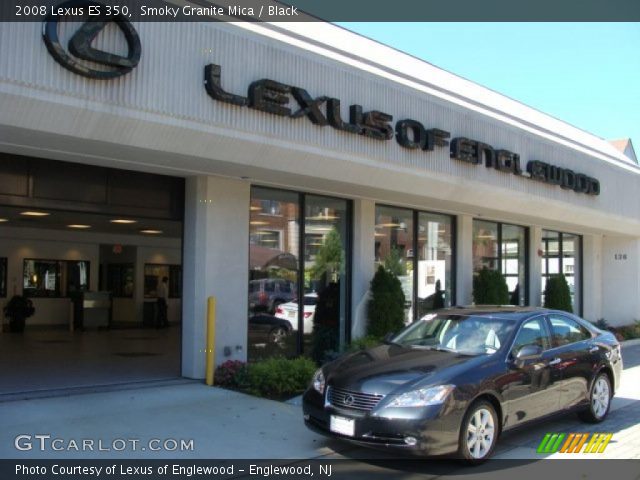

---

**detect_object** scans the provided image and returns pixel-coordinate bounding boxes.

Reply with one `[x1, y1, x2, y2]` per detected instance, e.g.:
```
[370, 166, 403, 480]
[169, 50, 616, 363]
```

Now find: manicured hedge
[473, 267, 509, 305]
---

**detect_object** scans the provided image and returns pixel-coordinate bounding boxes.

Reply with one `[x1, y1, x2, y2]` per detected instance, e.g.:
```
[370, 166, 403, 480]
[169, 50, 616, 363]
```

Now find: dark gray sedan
[303, 307, 622, 462]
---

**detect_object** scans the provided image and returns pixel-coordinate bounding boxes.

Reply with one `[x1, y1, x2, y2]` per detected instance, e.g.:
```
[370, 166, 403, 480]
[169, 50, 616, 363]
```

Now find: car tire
[458, 400, 499, 463]
[578, 372, 612, 423]
[269, 327, 288, 345]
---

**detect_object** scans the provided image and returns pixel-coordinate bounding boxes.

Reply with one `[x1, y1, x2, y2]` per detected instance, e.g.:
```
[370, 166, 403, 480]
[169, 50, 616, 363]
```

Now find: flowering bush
[214, 360, 248, 387]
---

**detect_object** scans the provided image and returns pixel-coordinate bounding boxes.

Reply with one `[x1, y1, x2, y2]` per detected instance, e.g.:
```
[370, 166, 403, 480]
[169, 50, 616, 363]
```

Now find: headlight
[312, 369, 325, 394]
[387, 385, 454, 408]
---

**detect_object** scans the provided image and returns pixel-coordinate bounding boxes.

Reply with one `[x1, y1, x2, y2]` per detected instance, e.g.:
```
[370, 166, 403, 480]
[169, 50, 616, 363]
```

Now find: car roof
[436, 305, 551, 321]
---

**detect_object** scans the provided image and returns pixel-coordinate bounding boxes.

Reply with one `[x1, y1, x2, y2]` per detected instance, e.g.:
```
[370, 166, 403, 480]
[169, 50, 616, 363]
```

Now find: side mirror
[512, 344, 542, 368]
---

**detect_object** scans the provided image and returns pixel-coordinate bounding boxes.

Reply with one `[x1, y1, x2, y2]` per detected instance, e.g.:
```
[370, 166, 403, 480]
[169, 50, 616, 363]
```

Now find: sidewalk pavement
[1, 344, 639, 460]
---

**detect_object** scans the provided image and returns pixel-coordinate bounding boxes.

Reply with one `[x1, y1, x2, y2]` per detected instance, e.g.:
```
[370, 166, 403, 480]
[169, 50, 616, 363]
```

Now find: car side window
[264, 282, 275, 293]
[511, 318, 549, 355]
[548, 315, 591, 348]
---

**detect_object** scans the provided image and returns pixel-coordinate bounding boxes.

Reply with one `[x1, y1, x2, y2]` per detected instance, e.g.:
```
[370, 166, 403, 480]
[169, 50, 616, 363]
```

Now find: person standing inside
[156, 276, 169, 328]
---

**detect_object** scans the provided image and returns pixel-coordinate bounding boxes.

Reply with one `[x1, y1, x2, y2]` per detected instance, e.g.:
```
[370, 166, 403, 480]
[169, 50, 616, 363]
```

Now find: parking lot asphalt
[0, 342, 638, 462]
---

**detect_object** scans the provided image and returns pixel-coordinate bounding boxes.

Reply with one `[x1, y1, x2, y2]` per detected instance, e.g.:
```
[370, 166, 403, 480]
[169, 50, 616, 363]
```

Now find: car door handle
[548, 358, 561, 366]
[589, 346, 599, 353]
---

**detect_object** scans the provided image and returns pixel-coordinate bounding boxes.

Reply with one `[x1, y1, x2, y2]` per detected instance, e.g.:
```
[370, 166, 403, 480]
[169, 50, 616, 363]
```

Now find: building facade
[0, 19, 639, 382]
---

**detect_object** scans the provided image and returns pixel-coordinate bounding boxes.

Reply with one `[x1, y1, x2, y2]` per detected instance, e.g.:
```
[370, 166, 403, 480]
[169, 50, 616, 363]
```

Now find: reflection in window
[548, 314, 590, 347]
[305, 195, 349, 362]
[375, 206, 455, 324]
[144, 264, 182, 298]
[417, 212, 453, 319]
[375, 206, 414, 324]
[541, 230, 581, 313]
[23, 259, 90, 298]
[248, 187, 351, 363]
[248, 188, 299, 360]
[473, 220, 527, 306]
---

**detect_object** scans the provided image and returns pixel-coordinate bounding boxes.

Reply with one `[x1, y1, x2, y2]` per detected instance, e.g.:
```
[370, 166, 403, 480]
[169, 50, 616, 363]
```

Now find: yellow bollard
[205, 296, 216, 386]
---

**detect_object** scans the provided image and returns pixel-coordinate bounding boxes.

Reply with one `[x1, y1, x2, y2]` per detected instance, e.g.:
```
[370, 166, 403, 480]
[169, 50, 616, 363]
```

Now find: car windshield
[391, 313, 517, 355]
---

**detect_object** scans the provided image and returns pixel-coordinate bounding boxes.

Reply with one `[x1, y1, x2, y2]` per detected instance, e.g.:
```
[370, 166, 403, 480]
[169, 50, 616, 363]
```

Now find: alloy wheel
[466, 407, 496, 459]
[592, 376, 611, 419]
[270, 327, 287, 344]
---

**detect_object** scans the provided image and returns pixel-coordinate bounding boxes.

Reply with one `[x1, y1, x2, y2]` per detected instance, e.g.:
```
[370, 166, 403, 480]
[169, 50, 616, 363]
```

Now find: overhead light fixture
[110, 219, 137, 224]
[306, 226, 333, 233]
[253, 230, 275, 235]
[67, 224, 91, 229]
[374, 233, 386, 237]
[376, 223, 400, 228]
[305, 214, 339, 221]
[20, 211, 50, 217]
[250, 206, 262, 211]
[476, 234, 496, 239]
[0, 218, 8, 223]
[140, 229, 163, 234]
[250, 220, 269, 226]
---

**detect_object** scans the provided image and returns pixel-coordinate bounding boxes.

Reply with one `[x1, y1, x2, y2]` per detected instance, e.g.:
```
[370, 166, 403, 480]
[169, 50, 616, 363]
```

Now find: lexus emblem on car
[343, 395, 355, 407]
[42, 0, 141, 79]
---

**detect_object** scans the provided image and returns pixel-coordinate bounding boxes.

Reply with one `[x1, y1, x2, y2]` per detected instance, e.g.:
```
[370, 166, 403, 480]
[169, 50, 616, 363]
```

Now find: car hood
[326, 344, 478, 395]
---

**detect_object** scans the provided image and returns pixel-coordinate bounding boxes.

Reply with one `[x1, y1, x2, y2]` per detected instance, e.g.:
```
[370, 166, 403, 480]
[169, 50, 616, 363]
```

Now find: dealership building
[0, 17, 638, 393]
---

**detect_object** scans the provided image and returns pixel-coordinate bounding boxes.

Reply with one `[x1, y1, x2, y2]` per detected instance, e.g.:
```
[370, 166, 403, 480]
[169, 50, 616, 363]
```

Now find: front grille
[327, 386, 384, 412]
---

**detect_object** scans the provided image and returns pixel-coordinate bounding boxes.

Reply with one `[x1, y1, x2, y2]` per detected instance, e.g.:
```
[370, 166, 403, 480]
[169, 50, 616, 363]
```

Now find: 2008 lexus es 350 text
[302, 307, 622, 462]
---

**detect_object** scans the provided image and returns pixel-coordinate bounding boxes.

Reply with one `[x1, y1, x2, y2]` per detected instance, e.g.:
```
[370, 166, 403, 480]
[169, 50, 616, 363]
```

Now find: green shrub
[594, 318, 609, 330]
[473, 267, 509, 305]
[543, 274, 573, 313]
[383, 247, 406, 277]
[348, 335, 382, 352]
[214, 360, 248, 388]
[616, 320, 640, 340]
[367, 265, 406, 338]
[246, 357, 316, 399]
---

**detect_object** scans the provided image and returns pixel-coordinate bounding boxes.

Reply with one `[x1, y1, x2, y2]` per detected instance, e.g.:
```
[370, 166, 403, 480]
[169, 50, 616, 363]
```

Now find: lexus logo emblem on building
[343, 394, 355, 407]
[42, 0, 141, 80]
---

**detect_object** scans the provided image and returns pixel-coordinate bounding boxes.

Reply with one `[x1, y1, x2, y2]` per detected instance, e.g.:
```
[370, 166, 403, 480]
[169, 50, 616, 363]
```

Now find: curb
[621, 338, 640, 347]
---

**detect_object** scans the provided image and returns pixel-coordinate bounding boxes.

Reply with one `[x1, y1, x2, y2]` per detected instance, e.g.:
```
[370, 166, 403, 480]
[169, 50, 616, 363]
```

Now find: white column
[182, 175, 250, 379]
[351, 199, 376, 339]
[529, 226, 543, 307]
[456, 214, 473, 306]
[582, 234, 603, 322]
[601, 237, 640, 327]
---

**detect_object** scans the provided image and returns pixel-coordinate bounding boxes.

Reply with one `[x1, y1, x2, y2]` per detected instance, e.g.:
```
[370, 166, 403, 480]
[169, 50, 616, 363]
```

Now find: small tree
[543, 274, 573, 313]
[310, 228, 344, 282]
[383, 247, 407, 277]
[367, 266, 405, 338]
[473, 267, 509, 305]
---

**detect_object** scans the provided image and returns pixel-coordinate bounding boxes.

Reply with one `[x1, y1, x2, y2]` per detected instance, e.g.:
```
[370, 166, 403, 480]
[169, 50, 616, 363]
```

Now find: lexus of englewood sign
[40, 1, 600, 196]
[204, 64, 600, 195]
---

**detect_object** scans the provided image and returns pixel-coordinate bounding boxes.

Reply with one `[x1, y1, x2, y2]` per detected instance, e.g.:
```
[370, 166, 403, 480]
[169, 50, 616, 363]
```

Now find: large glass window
[304, 195, 349, 362]
[23, 259, 90, 298]
[541, 230, 582, 313]
[473, 220, 528, 305]
[248, 187, 351, 362]
[417, 212, 454, 319]
[143, 264, 182, 299]
[374, 206, 414, 324]
[106, 264, 135, 298]
[375, 205, 455, 324]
